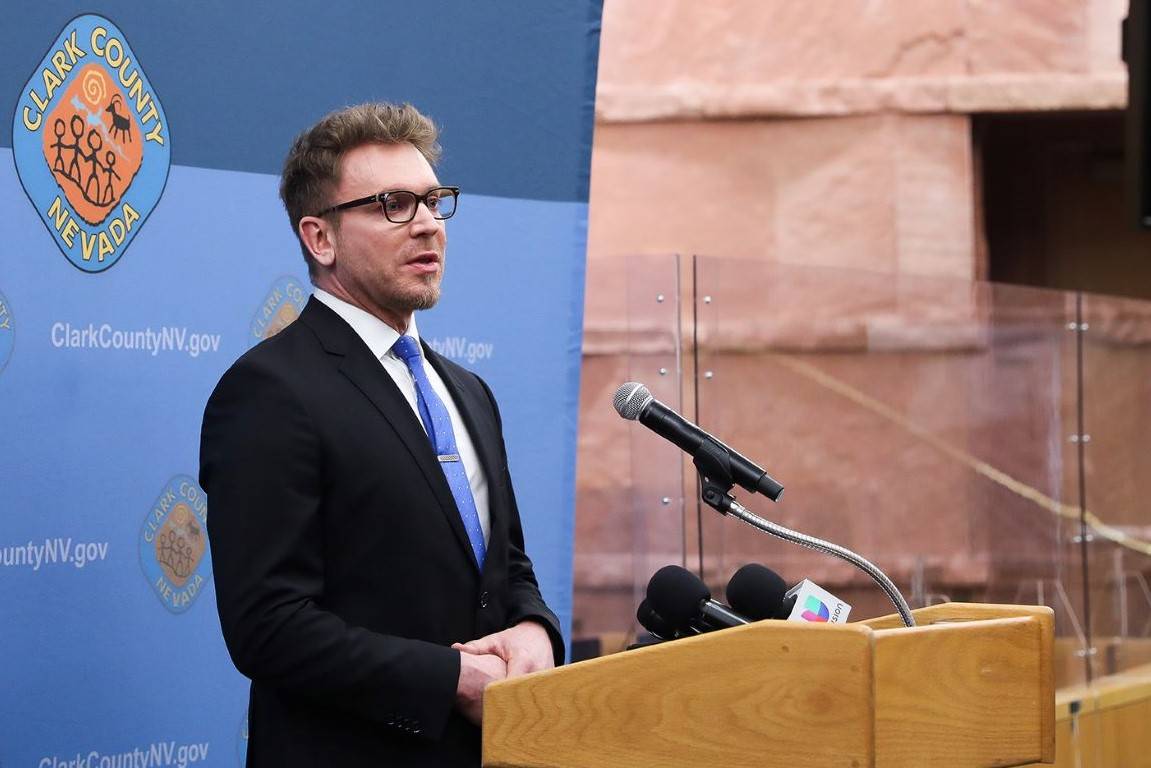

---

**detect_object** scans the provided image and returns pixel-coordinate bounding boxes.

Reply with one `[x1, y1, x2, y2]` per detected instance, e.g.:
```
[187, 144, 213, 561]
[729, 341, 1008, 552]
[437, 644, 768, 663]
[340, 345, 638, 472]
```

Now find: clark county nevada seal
[12, 14, 170, 272]
[140, 475, 211, 614]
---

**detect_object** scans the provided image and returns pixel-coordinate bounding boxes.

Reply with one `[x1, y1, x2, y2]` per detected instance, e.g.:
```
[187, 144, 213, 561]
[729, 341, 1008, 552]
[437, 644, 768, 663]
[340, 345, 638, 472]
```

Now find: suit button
[479, 591, 489, 608]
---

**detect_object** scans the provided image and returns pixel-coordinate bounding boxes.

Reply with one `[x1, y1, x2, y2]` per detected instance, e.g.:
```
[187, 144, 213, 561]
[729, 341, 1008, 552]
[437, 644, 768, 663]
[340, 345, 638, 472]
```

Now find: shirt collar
[312, 288, 421, 361]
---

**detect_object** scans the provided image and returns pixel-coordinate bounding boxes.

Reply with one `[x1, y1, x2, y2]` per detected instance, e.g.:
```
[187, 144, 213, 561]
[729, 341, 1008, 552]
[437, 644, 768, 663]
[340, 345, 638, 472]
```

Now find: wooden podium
[483, 603, 1054, 767]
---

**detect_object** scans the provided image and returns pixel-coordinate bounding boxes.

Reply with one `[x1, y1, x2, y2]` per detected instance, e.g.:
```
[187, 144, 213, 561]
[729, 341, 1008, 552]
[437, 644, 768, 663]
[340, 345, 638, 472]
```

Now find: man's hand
[453, 620, 555, 678]
[455, 651, 507, 725]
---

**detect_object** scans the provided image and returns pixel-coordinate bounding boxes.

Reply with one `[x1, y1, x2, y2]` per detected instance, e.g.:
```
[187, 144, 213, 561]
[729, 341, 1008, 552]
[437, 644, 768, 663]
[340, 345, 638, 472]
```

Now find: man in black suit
[201, 102, 563, 767]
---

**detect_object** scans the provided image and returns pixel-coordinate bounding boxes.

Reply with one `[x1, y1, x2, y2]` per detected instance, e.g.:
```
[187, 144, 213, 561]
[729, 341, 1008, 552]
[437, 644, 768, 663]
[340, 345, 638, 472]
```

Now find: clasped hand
[453, 621, 554, 724]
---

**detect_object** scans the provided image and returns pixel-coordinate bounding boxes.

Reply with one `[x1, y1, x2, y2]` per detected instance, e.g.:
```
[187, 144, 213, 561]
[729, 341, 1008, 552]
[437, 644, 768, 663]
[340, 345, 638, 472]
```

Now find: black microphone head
[646, 565, 711, 630]
[613, 382, 653, 421]
[726, 563, 789, 621]
[636, 598, 678, 639]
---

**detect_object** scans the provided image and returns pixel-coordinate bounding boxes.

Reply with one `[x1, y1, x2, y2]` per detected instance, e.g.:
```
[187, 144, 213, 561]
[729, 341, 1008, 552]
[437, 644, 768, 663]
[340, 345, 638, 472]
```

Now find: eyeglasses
[317, 186, 460, 224]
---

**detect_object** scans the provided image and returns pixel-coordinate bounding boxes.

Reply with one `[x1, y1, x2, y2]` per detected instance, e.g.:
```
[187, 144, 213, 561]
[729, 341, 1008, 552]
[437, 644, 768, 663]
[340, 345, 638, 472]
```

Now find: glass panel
[571, 254, 686, 659]
[1080, 290, 1151, 677]
[692, 257, 1089, 688]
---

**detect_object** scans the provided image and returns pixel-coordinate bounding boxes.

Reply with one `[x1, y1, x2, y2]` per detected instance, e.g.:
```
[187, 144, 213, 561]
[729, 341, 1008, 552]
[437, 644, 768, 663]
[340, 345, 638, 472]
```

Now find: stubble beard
[407, 277, 441, 311]
[384, 269, 441, 314]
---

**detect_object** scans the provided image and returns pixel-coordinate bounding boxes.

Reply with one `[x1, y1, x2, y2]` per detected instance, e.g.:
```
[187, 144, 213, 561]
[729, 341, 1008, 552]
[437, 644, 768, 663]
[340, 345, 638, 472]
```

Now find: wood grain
[484, 621, 874, 768]
[483, 604, 1054, 768]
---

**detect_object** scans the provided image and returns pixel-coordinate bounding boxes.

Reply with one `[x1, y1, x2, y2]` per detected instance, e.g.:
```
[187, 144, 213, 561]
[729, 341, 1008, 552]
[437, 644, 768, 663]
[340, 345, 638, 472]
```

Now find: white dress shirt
[313, 288, 490, 544]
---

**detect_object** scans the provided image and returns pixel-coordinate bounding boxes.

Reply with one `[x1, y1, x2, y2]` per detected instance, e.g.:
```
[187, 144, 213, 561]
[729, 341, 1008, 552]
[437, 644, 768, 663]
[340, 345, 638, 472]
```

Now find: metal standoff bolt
[704, 371, 714, 379]
[659, 367, 668, 376]
[703, 296, 712, 304]
[661, 497, 671, 505]
[1069, 434, 1092, 444]
[656, 294, 665, 303]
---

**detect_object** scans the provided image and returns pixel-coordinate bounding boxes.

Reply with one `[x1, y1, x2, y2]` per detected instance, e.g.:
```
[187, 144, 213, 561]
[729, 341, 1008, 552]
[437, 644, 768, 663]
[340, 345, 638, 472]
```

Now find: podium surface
[483, 603, 1054, 767]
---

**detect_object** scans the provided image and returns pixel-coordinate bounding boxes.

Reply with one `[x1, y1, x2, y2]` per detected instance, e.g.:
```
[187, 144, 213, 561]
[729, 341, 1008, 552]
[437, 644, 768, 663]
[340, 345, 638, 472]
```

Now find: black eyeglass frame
[315, 185, 460, 223]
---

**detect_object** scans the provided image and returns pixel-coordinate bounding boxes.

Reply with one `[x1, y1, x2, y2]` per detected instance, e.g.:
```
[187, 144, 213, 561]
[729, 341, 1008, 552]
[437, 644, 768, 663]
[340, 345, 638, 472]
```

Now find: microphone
[725, 563, 790, 620]
[726, 563, 853, 625]
[613, 382, 784, 501]
[636, 598, 697, 641]
[727, 564, 856, 626]
[646, 565, 750, 634]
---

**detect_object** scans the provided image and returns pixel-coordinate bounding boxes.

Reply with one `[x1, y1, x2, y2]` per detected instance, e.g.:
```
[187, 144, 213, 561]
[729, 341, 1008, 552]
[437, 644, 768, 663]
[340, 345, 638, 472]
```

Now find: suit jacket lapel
[298, 299, 479, 571]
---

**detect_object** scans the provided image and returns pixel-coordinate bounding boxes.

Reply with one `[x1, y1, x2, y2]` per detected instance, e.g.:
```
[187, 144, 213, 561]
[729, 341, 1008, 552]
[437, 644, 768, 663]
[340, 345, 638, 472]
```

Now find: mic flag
[785, 579, 852, 624]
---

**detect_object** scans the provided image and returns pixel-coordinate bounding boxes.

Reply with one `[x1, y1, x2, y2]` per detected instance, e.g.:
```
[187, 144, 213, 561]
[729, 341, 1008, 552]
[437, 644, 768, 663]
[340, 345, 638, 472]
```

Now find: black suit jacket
[201, 297, 563, 767]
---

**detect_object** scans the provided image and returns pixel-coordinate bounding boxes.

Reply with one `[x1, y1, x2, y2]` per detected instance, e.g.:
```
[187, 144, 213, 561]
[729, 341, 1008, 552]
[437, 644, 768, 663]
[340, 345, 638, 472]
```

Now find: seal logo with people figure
[12, 14, 170, 272]
[250, 276, 308, 343]
[140, 474, 212, 614]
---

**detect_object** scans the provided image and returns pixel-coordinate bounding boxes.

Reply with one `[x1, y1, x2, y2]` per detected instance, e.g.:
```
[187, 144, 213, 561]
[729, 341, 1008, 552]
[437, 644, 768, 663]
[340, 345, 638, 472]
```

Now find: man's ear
[299, 216, 336, 269]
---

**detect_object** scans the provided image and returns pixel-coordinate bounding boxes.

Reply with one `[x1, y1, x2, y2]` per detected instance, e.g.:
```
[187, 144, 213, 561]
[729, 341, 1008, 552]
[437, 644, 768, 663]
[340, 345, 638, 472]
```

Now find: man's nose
[409, 199, 441, 231]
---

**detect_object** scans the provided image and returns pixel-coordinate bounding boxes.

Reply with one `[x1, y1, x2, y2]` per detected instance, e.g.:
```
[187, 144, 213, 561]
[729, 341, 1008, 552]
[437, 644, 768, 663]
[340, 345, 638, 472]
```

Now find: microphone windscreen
[613, 382, 652, 421]
[726, 563, 789, 620]
[636, 598, 677, 638]
[646, 565, 711, 630]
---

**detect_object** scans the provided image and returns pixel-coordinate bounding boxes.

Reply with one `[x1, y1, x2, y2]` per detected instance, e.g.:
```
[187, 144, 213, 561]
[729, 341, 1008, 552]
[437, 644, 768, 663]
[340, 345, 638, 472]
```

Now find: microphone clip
[692, 438, 737, 516]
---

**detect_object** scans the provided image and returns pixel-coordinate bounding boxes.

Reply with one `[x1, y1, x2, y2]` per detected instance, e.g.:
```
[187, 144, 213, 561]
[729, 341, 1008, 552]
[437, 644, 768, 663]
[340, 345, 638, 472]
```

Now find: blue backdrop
[0, 3, 601, 764]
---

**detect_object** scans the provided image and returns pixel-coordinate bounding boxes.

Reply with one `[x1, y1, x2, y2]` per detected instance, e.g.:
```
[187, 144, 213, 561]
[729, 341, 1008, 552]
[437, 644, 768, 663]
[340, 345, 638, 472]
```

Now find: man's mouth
[406, 252, 441, 273]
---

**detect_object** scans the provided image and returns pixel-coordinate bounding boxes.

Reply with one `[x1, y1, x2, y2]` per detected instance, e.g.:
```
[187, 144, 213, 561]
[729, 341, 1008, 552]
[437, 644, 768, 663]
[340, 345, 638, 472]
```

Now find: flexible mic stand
[692, 438, 916, 628]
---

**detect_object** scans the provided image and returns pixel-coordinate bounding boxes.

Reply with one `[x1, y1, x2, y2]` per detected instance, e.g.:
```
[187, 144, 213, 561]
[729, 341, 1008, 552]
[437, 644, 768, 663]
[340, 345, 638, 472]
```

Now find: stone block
[967, 0, 1087, 74]
[598, 0, 968, 90]
[588, 115, 975, 277]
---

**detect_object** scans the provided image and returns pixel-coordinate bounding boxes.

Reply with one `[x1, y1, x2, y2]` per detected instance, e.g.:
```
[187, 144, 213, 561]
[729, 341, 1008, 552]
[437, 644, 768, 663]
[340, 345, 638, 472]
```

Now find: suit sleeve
[201, 356, 460, 739]
[477, 376, 566, 666]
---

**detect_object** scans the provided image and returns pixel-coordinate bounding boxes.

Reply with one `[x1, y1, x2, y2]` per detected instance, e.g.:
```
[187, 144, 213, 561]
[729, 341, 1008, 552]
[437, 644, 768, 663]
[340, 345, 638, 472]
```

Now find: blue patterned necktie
[391, 335, 486, 568]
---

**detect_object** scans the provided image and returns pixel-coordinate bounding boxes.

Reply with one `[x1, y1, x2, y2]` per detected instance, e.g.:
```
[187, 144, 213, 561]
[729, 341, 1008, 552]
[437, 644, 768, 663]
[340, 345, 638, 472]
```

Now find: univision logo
[801, 595, 830, 622]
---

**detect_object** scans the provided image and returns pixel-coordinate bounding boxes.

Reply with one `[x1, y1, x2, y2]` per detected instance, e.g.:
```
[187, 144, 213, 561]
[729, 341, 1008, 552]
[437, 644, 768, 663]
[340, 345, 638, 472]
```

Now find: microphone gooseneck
[617, 381, 915, 628]
[721, 497, 915, 627]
